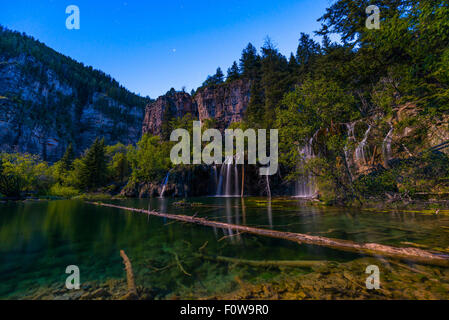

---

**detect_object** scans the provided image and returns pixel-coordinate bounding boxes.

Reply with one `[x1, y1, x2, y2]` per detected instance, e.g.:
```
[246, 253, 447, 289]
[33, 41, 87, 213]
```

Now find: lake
[1, 198, 449, 299]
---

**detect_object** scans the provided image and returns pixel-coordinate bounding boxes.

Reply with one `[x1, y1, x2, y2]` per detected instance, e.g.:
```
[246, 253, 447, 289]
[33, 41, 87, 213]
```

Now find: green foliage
[306, 156, 353, 204]
[354, 169, 398, 198]
[355, 152, 449, 198]
[49, 184, 79, 198]
[106, 143, 132, 184]
[226, 61, 240, 82]
[78, 138, 108, 191]
[52, 144, 75, 185]
[0, 153, 53, 197]
[60, 144, 75, 172]
[202, 68, 225, 87]
[128, 134, 171, 183]
[2, 0, 449, 203]
[275, 77, 358, 174]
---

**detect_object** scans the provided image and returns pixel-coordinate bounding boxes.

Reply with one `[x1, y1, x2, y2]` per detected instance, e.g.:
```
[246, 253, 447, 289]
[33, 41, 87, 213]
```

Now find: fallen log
[90, 202, 449, 267]
[196, 254, 326, 268]
[120, 250, 138, 299]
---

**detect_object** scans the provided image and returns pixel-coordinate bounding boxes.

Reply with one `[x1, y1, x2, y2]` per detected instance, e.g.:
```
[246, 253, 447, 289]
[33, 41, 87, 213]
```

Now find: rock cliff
[142, 91, 197, 136]
[195, 79, 251, 129]
[0, 52, 146, 162]
[142, 80, 251, 136]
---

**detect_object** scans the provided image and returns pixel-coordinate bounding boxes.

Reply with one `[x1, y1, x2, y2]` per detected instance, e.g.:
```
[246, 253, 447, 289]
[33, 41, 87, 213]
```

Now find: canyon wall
[0, 54, 145, 162]
[142, 80, 251, 136]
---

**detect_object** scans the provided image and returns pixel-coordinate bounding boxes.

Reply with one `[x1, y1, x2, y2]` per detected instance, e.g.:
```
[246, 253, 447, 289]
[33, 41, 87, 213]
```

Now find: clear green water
[1, 198, 449, 299]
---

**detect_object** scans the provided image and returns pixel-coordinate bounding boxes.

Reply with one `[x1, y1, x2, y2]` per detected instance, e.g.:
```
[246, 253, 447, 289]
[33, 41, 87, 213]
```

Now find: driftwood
[197, 254, 326, 268]
[91, 202, 449, 267]
[120, 250, 138, 298]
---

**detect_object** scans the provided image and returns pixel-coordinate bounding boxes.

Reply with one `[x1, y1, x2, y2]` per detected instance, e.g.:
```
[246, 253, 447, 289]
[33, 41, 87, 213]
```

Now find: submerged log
[197, 254, 326, 268]
[120, 250, 138, 299]
[91, 202, 449, 267]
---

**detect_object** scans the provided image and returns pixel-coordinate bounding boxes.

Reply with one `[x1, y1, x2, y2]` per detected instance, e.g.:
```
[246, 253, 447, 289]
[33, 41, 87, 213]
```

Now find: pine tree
[226, 61, 240, 82]
[214, 67, 224, 83]
[79, 138, 107, 191]
[60, 144, 75, 172]
[288, 53, 298, 69]
[202, 67, 225, 87]
[259, 38, 290, 128]
[296, 33, 320, 69]
[239, 43, 260, 79]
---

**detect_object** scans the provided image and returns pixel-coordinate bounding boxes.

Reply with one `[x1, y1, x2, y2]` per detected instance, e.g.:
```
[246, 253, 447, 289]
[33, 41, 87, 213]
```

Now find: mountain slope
[0, 26, 149, 161]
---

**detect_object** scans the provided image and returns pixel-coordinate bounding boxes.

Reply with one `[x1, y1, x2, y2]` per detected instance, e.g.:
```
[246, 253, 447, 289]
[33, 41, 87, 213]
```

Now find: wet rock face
[0, 54, 144, 162]
[142, 80, 251, 136]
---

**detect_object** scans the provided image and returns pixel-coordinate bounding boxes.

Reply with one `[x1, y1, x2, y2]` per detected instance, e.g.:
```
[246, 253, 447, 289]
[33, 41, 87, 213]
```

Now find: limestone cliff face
[0, 54, 145, 162]
[194, 79, 251, 129]
[142, 91, 196, 136]
[142, 80, 251, 136]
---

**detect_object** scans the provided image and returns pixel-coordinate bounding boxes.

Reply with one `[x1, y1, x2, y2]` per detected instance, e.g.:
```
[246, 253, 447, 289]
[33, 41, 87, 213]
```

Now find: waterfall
[343, 122, 358, 180]
[355, 125, 372, 164]
[217, 160, 226, 196]
[344, 122, 356, 166]
[234, 165, 240, 196]
[267, 200, 273, 228]
[216, 155, 239, 196]
[383, 124, 394, 167]
[295, 138, 316, 198]
[225, 158, 232, 195]
[213, 165, 218, 193]
[160, 172, 170, 198]
[266, 174, 271, 198]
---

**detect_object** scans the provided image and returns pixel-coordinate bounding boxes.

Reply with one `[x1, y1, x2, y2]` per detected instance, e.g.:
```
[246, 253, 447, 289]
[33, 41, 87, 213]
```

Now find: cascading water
[234, 165, 240, 196]
[344, 122, 356, 167]
[212, 165, 218, 194]
[295, 138, 316, 198]
[216, 155, 240, 197]
[160, 172, 170, 198]
[355, 124, 372, 164]
[225, 158, 232, 195]
[265, 174, 271, 198]
[383, 124, 394, 167]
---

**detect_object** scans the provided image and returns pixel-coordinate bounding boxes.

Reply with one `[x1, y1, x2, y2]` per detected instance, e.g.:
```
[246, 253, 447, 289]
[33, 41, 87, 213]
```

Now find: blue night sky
[0, 0, 334, 98]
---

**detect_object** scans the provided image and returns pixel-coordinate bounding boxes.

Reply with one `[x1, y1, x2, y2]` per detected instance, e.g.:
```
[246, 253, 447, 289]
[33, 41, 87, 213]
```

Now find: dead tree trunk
[197, 254, 326, 268]
[120, 250, 138, 299]
[90, 202, 449, 267]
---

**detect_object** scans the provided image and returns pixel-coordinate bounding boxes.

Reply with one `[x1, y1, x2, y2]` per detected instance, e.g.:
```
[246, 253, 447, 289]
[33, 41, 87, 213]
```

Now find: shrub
[49, 184, 80, 198]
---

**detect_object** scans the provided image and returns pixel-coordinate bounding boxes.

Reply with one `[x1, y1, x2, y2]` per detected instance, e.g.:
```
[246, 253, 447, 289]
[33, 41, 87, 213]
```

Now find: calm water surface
[1, 198, 449, 299]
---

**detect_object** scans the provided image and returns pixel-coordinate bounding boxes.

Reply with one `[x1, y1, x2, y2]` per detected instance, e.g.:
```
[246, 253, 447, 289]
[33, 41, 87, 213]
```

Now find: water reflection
[267, 200, 273, 228]
[1, 198, 449, 299]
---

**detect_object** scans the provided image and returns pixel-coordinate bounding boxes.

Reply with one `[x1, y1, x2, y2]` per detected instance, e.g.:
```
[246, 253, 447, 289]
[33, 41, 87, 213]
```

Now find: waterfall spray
[295, 137, 316, 198]
[160, 172, 170, 198]
[266, 174, 271, 198]
[383, 124, 394, 167]
[216, 155, 240, 197]
[355, 124, 372, 164]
